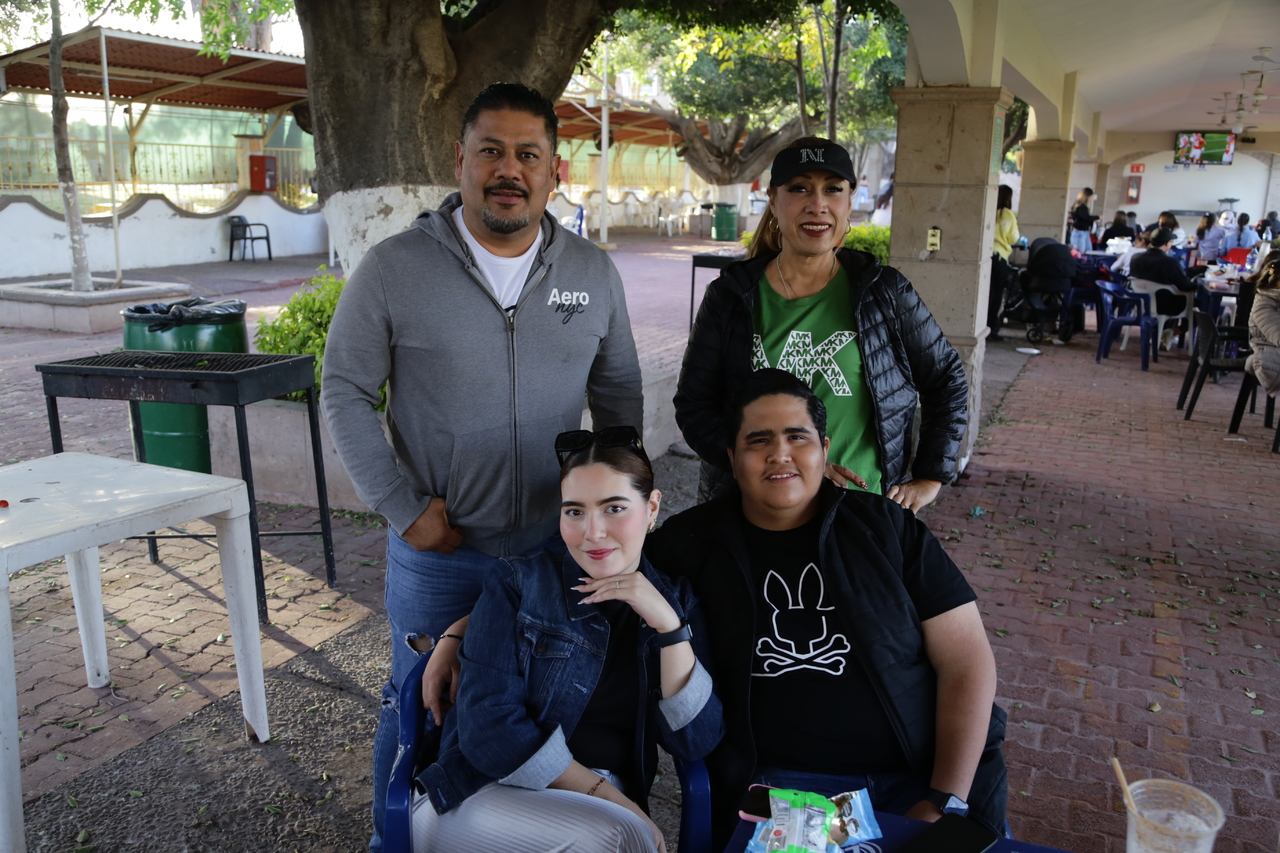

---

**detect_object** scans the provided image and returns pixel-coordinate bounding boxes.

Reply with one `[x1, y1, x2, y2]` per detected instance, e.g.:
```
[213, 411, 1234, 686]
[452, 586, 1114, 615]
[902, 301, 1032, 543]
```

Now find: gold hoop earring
[770, 217, 779, 233]
[648, 519, 656, 533]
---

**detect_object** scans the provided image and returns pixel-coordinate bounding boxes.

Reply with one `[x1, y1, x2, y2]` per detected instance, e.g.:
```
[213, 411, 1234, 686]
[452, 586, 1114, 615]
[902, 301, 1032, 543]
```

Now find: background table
[0, 453, 271, 853]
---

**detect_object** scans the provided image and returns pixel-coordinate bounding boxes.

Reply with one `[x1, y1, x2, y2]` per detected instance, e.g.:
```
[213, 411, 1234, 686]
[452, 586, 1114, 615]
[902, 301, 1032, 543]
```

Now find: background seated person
[1100, 210, 1135, 245]
[1130, 227, 1198, 306]
[645, 369, 1007, 851]
[1110, 230, 1152, 277]
[411, 429, 723, 853]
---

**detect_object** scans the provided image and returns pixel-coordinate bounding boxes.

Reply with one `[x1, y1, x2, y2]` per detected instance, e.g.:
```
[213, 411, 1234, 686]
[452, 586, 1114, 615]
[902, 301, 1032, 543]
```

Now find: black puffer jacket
[674, 248, 968, 490]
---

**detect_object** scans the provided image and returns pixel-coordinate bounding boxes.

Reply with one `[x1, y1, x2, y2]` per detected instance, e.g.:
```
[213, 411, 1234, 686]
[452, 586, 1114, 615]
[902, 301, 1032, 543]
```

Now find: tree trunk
[825, 0, 845, 141]
[245, 3, 271, 52]
[294, 0, 601, 271]
[49, 0, 94, 291]
[649, 105, 808, 186]
[793, 37, 809, 137]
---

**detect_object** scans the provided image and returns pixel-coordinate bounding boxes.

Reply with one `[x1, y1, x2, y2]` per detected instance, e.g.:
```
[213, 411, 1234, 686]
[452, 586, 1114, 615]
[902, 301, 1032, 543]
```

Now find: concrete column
[1019, 139, 1075, 242]
[890, 85, 1014, 471]
[1093, 162, 1112, 221]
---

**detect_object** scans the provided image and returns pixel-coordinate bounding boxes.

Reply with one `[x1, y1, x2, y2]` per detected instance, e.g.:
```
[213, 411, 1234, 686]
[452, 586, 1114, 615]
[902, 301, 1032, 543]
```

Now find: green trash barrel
[121, 298, 248, 473]
[712, 203, 738, 241]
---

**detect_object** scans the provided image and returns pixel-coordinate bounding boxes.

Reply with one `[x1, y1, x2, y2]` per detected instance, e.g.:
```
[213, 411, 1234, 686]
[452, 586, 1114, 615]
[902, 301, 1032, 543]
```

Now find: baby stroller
[1002, 237, 1077, 344]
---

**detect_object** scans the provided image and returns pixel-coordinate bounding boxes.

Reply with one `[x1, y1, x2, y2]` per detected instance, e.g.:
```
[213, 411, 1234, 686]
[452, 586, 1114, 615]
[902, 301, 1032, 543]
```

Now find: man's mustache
[485, 182, 528, 198]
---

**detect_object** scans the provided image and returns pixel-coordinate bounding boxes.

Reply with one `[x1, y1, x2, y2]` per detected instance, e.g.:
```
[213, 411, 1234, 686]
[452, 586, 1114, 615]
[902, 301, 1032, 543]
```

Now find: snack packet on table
[744, 788, 881, 853]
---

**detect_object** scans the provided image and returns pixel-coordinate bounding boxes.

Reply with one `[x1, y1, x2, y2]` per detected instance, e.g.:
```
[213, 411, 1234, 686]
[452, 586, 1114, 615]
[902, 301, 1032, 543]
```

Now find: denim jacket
[415, 549, 724, 815]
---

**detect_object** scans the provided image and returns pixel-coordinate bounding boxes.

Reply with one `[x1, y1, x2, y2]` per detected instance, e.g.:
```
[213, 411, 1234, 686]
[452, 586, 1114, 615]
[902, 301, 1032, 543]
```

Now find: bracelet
[440, 633, 465, 643]
[586, 776, 606, 797]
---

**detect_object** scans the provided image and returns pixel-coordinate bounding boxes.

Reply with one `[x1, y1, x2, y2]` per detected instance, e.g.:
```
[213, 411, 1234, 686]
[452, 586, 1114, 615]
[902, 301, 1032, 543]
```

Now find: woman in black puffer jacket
[675, 137, 968, 510]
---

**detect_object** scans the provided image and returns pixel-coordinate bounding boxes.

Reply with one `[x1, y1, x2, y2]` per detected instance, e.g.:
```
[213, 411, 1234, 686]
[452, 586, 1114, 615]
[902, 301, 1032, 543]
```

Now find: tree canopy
[601, 0, 905, 184]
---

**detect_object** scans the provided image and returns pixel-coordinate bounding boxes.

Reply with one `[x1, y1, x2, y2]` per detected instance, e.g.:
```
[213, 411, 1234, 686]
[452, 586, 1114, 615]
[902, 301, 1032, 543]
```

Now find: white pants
[412, 782, 658, 853]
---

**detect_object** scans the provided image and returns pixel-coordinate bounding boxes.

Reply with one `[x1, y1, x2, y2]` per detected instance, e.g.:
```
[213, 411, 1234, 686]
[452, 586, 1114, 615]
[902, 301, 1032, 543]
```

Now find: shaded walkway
[930, 339, 1280, 853]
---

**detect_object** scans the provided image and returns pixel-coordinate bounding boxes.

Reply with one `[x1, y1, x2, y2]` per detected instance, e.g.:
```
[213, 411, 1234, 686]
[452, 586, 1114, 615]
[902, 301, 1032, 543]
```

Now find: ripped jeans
[369, 530, 506, 852]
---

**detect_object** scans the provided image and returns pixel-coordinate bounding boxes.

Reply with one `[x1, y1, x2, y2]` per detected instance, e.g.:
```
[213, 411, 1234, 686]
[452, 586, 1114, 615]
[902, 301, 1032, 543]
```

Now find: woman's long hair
[1250, 254, 1279, 291]
[1196, 214, 1212, 240]
[1111, 211, 1127, 229]
[1158, 212, 1179, 230]
[996, 184, 1013, 217]
[1074, 188, 1094, 207]
[747, 206, 782, 258]
[1237, 212, 1251, 237]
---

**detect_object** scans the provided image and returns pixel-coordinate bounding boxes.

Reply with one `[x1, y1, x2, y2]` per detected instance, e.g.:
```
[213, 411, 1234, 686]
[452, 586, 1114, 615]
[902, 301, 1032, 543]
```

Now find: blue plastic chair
[383, 650, 715, 853]
[1095, 280, 1158, 370]
[385, 650, 434, 853]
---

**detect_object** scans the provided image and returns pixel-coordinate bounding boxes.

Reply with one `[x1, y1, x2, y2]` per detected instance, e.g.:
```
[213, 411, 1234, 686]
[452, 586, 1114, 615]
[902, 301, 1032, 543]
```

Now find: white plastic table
[0, 453, 270, 853]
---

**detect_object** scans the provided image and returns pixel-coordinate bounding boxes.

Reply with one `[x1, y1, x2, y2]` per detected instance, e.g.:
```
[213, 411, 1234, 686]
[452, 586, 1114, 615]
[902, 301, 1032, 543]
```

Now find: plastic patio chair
[383, 650, 715, 853]
[227, 215, 272, 262]
[1182, 310, 1250, 420]
[1177, 305, 1251, 410]
[385, 650, 438, 853]
[1095, 280, 1158, 370]
[1222, 248, 1251, 266]
[1127, 277, 1188, 351]
[1229, 368, 1279, 452]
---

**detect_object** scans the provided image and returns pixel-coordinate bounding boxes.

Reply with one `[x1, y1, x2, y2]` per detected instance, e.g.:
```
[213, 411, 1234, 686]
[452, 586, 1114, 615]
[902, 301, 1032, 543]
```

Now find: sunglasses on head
[554, 425, 648, 467]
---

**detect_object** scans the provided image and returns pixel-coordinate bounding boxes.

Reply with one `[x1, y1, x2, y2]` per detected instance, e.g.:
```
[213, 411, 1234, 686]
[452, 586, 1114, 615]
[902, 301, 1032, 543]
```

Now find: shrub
[254, 267, 344, 402]
[843, 223, 891, 265]
[737, 223, 892, 266]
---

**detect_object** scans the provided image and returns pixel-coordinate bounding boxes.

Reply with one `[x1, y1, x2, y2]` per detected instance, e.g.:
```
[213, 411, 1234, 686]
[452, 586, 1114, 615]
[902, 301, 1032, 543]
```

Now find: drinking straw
[1111, 757, 1138, 814]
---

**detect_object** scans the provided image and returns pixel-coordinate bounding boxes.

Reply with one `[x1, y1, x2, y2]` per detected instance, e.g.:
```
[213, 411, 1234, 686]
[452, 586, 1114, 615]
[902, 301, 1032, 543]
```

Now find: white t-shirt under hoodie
[453, 206, 542, 310]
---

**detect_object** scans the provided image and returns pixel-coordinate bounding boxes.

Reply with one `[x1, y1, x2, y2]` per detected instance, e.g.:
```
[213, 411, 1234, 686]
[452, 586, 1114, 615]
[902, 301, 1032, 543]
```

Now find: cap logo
[799, 148, 825, 164]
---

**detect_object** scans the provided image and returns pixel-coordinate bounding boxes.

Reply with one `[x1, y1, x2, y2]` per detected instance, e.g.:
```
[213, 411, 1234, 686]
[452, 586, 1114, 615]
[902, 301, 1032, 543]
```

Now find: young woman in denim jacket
[411, 429, 723, 853]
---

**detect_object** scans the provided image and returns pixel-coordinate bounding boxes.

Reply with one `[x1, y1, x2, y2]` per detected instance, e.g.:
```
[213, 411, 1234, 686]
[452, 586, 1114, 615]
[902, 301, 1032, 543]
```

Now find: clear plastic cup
[1125, 779, 1224, 853]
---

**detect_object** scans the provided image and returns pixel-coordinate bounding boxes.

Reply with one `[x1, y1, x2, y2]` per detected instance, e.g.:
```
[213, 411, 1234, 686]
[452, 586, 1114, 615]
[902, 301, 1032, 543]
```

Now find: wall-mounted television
[1173, 131, 1236, 165]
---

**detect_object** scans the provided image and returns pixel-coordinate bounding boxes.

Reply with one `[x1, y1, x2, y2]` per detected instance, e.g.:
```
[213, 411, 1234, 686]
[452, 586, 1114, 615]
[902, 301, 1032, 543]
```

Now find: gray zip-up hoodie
[321, 193, 643, 557]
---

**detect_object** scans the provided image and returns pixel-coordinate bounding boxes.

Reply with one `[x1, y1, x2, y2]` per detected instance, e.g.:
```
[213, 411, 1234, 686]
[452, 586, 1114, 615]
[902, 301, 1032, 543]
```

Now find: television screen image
[1174, 131, 1236, 165]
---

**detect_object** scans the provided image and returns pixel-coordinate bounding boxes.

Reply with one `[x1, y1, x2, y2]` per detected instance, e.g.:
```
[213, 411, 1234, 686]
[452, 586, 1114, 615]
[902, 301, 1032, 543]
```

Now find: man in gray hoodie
[320, 82, 643, 850]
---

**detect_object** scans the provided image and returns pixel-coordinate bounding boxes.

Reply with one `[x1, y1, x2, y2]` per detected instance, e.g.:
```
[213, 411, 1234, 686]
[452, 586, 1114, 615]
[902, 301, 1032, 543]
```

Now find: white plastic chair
[1125, 277, 1192, 351]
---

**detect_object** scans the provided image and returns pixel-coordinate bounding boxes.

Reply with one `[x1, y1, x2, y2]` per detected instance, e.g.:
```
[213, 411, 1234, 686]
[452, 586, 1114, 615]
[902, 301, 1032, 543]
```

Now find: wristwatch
[653, 621, 693, 648]
[926, 788, 969, 816]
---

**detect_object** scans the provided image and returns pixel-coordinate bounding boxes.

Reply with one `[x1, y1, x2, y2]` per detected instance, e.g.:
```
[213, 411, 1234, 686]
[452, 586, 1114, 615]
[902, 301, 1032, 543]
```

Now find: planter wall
[208, 368, 680, 513]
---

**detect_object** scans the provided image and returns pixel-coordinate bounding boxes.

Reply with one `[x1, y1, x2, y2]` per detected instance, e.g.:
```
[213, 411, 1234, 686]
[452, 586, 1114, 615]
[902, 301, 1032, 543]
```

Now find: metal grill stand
[36, 351, 338, 622]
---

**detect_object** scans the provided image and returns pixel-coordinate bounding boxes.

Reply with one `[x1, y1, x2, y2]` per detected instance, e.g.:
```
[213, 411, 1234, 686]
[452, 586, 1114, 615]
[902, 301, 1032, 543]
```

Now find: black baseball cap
[768, 141, 857, 187]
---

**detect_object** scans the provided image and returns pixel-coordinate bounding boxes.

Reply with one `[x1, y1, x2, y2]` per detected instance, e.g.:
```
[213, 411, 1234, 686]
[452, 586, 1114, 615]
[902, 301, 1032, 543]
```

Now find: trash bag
[122, 297, 248, 333]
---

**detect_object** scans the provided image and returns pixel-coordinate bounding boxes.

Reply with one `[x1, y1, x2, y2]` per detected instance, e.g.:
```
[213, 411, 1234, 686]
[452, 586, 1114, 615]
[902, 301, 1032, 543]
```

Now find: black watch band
[653, 621, 692, 648]
[926, 788, 969, 816]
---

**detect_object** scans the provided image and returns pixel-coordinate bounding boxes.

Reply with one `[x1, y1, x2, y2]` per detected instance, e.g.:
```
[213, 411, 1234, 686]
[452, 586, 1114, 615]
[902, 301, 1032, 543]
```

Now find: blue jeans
[1070, 229, 1092, 253]
[368, 531, 507, 852]
[724, 765, 930, 853]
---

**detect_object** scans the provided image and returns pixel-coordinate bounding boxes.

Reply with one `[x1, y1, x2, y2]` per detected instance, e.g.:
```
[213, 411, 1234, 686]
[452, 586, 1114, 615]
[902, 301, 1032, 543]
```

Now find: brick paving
[929, 340, 1280, 853]
[6, 233, 1277, 851]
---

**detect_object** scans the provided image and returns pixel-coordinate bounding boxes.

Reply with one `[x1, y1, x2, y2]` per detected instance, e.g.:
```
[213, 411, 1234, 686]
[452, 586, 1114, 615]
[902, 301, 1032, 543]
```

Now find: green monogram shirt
[751, 266, 884, 494]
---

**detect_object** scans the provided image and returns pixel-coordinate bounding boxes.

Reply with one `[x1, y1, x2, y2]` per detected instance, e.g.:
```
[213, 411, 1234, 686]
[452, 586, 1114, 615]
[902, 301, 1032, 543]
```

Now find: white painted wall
[1112, 150, 1271, 225]
[0, 193, 328, 279]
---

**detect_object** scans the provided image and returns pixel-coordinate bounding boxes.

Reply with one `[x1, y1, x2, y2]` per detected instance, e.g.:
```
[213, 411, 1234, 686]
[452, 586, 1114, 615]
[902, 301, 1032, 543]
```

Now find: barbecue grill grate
[50, 351, 302, 373]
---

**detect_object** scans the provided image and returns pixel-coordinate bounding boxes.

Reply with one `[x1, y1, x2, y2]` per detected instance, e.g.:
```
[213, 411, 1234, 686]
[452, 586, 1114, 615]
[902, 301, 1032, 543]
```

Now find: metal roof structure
[0, 27, 307, 115]
[555, 98, 690, 148]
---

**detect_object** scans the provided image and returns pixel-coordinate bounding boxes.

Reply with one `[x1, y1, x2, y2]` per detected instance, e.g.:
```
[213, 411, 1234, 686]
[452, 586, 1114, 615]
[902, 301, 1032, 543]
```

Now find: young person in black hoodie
[648, 369, 1007, 851]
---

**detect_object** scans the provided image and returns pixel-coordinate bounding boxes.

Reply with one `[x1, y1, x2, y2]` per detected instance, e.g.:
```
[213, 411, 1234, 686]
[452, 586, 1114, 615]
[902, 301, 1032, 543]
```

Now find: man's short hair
[461, 82, 559, 150]
[726, 369, 827, 449]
